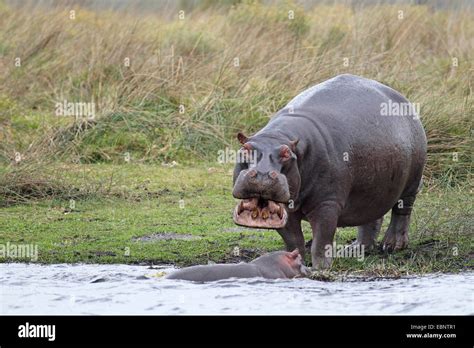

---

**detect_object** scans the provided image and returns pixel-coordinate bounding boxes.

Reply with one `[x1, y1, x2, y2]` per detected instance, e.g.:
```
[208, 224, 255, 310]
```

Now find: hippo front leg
[306, 201, 340, 270]
[276, 211, 305, 259]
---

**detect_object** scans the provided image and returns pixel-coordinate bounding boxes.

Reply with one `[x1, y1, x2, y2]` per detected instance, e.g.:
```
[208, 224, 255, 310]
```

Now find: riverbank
[0, 164, 472, 277]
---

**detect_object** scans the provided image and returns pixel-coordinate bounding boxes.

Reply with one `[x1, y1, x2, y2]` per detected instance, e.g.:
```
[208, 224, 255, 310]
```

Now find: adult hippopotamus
[232, 74, 427, 269]
[166, 249, 309, 281]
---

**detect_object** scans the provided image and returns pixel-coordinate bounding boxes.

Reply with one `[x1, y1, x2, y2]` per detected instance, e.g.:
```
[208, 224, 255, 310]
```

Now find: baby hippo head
[280, 249, 310, 278]
[256, 249, 310, 279]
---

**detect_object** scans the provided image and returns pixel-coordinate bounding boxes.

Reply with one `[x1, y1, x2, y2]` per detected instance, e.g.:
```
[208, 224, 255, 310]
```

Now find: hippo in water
[166, 249, 309, 281]
[232, 74, 427, 269]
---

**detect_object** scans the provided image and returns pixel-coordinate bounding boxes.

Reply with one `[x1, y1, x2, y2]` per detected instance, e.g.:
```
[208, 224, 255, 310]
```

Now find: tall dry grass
[0, 0, 472, 192]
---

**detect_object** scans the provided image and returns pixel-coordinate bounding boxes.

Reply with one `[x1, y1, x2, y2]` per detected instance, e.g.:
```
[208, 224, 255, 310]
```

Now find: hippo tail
[416, 177, 423, 194]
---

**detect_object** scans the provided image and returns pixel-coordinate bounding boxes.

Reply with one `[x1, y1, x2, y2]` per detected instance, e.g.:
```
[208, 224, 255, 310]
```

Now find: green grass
[0, 164, 471, 277]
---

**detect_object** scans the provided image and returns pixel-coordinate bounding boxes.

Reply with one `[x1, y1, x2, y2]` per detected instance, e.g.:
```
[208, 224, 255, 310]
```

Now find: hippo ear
[237, 132, 248, 145]
[289, 139, 299, 152]
[289, 249, 300, 259]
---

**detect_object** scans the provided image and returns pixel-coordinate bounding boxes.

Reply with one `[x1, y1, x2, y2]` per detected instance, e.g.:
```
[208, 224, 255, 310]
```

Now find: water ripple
[0, 263, 472, 315]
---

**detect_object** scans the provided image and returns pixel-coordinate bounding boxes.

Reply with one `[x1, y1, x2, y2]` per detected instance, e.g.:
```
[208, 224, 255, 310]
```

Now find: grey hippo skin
[232, 74, 427, 269]
[166, 249, 309, 281]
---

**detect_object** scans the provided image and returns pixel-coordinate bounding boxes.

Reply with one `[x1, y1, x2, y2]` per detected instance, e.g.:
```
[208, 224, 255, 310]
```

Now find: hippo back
[166, 263, 262, 282]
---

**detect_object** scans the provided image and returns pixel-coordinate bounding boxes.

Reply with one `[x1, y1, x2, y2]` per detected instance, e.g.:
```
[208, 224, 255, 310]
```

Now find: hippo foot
[311, 255, 332, 270]
[233, 197, 288, 229]
[381, 228, 408, 252]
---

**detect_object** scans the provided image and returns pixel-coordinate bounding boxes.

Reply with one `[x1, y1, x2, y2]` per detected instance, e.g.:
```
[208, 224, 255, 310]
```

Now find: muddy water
[0, 264, 472, 315]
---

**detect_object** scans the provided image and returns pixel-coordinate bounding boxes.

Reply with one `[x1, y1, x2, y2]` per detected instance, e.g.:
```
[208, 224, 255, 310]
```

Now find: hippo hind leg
[382, 194, 417, 252]
[382, 174, 423, 252]
[350, 217, 384, 250]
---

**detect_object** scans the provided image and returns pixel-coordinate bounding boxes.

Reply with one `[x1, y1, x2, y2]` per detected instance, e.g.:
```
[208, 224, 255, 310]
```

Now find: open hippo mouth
[233, 198, 288, 229]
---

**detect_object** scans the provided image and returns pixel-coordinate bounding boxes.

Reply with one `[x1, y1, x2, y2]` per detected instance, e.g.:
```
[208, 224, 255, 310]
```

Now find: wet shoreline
[1, 264, 472, 315]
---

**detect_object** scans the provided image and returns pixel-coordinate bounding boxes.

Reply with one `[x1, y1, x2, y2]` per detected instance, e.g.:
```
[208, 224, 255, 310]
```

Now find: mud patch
[132, 233, 202, 242]
[221, 227, 266, 233]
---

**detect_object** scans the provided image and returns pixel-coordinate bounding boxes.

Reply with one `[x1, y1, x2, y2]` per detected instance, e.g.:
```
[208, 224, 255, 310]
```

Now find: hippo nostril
[247, 169, 257, 178]
[269, 171, 278, 179]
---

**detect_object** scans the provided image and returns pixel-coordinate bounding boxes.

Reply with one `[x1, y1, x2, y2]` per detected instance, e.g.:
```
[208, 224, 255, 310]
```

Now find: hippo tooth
[238, 201, 244, 214]
[267, 200, 279, 213]
[277, 206, 283, 219]
[251, 209, 259, 219]
[262, 210, 269, 219]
